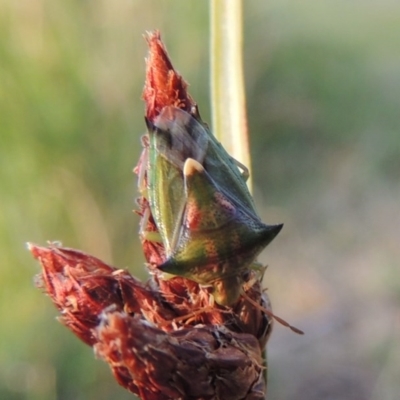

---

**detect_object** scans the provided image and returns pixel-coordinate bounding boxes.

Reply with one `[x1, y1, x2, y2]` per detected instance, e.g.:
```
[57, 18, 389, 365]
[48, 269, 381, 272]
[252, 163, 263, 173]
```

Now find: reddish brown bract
[143, 30, 195, 123]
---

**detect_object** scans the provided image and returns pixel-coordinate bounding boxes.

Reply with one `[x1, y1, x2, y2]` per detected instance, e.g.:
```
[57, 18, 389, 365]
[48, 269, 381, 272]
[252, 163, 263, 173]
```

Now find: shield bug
[143, 106, 282, 305]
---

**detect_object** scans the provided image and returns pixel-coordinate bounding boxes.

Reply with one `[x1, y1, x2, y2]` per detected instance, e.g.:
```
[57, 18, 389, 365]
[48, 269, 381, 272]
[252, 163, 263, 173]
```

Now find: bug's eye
[241, 269, 251, 283]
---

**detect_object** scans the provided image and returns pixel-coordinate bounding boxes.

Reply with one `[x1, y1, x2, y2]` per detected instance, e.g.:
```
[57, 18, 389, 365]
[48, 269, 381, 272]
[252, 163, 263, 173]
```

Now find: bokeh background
[1, 0, 399, 399]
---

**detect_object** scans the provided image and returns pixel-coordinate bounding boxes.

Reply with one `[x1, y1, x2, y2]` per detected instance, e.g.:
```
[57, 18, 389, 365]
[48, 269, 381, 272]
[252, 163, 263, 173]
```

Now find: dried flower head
[28, 31, 295, 400]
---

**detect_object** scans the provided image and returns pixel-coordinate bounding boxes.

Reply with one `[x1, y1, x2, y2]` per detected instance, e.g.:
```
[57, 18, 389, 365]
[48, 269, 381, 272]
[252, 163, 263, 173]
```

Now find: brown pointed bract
[143, 30, 195, 122]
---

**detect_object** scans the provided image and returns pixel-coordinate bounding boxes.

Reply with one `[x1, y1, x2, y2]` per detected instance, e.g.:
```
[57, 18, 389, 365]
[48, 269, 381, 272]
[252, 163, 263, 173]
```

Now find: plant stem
[210, 0, 252, 192]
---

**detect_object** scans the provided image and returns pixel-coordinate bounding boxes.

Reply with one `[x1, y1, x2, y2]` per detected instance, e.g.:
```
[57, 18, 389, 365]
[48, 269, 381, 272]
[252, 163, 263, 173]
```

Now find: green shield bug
[143, 106, 282, 305]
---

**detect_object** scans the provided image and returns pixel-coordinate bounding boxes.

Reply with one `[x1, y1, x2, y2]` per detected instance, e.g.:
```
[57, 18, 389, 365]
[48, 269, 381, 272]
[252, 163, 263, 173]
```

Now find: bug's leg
[230, 156, 250, 182]
[240, 263, 267, 294]
[136, 144, 149, 197]
[135, 144, 163, 243]
[250, 261, 268, 281]
[242, 275, 258, 293]
[139, 204, 163, 243]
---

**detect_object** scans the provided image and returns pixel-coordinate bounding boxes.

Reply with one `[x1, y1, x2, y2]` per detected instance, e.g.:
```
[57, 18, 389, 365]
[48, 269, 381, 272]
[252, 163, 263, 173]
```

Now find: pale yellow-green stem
[210, 1, 267, 389]
[210, 0, 252, 192]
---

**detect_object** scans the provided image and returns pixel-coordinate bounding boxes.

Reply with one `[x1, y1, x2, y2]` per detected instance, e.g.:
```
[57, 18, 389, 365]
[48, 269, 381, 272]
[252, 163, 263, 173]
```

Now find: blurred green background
[1, 0, 399, 399]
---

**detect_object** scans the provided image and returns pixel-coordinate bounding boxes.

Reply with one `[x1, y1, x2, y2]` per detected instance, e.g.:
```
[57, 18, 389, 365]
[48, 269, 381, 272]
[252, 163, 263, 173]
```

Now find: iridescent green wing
[146, 106, 208, 255]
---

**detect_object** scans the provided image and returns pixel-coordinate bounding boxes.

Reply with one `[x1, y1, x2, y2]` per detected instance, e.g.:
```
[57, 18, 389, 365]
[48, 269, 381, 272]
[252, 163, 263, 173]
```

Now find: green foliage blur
[1, 1, 399, 399]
